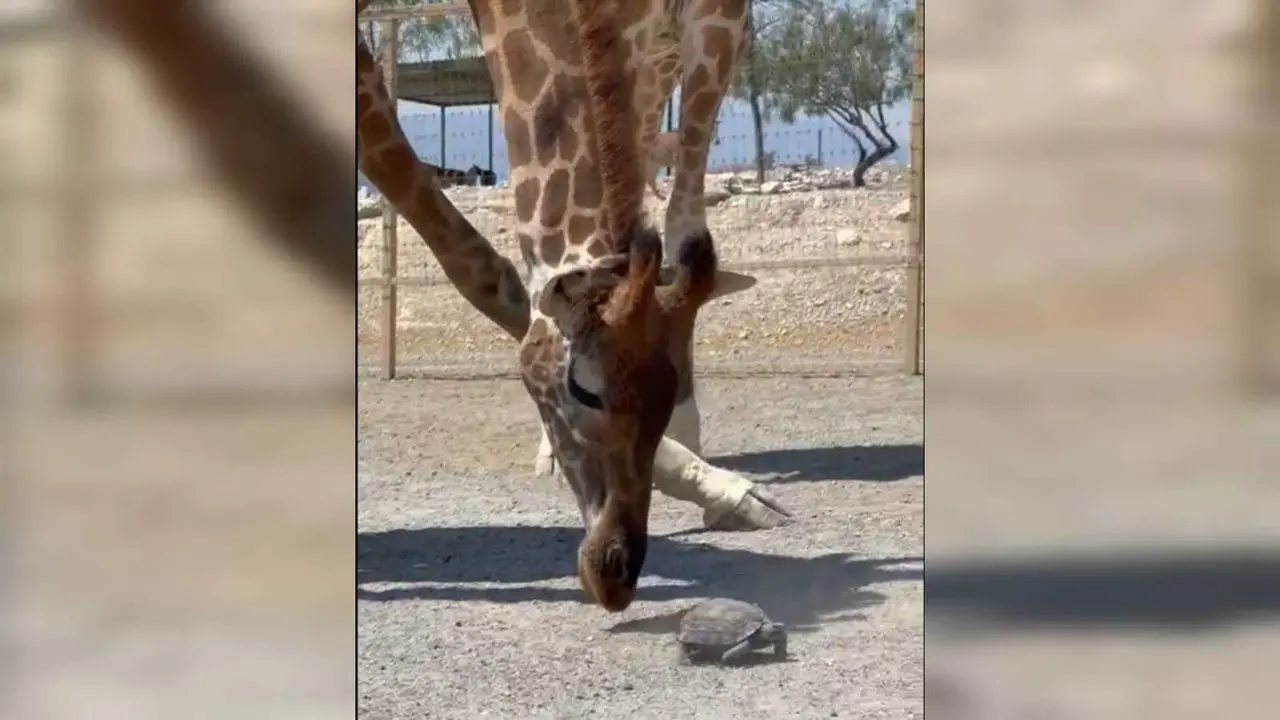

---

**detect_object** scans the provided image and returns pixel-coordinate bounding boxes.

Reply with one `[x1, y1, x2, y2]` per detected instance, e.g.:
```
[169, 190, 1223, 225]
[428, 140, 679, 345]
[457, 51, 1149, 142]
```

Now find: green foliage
[739, 0, 914, 176]
[362, 0, 481, 62]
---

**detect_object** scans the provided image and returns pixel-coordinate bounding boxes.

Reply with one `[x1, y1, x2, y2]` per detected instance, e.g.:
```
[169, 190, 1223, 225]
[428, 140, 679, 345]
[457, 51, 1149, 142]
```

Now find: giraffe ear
[707, 270, 757, 301]
[537, 268, 589, 319]
[536, 256, 628, 320]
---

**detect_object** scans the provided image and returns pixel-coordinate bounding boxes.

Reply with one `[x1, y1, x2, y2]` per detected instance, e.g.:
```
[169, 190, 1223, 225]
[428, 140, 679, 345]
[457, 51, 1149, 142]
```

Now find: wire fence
[356, 10, 924, 380]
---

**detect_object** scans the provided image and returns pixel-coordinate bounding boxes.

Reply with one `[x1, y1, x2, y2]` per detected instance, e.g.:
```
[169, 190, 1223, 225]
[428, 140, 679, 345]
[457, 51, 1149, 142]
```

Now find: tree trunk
[852, 141, 870, 187]
[749, 92, 766, 184]
[853, 142, 896, 187]
[744, 0, 767, 184]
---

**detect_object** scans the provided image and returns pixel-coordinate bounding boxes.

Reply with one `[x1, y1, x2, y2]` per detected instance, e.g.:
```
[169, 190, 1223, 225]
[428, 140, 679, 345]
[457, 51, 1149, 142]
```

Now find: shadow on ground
[358, 525, 921, 632]
[709, 443, 922, 483]
[928, 548, 1280, 629]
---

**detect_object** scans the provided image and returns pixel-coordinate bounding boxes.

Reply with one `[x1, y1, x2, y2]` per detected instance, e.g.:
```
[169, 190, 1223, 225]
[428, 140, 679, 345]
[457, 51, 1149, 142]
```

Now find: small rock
[892, 198, 912, 222]
[703, 190, 731, 207]
[836, 228, 860, 246]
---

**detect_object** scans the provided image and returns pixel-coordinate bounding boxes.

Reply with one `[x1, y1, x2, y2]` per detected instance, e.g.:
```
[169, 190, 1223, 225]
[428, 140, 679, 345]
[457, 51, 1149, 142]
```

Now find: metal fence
[357, 5, 925, 380]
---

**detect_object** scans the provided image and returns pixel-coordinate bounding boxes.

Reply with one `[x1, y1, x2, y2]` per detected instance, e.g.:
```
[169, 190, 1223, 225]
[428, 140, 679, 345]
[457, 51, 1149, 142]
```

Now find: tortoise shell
[677, 598, 769, 647]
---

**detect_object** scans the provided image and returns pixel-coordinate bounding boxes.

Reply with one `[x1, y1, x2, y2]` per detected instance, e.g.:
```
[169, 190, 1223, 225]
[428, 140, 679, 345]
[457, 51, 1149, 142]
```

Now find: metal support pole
[379, 19, 399, 380]
[439, 108, 446, 166]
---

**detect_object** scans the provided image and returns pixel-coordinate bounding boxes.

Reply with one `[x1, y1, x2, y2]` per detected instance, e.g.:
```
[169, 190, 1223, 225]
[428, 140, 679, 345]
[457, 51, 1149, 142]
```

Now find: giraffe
[501, 0, 789, 530]
[357, 0, 791, 604]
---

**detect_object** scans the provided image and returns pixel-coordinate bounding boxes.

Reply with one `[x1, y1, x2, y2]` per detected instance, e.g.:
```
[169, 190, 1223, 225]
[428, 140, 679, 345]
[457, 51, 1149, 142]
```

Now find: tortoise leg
[676, 644, 696, 666]
[772, 634, 788, 660]
[720, 640, 754, 665]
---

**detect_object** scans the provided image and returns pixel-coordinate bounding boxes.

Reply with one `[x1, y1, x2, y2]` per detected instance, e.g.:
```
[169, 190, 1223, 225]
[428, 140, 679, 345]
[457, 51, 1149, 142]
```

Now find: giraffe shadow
[708, 443, 923, 483]
[357, 524, 920, 633]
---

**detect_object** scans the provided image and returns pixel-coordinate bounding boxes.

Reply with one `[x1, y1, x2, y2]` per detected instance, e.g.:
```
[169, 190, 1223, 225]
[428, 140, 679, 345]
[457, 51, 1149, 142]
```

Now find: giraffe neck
[472, 0, 672, 295]
[356, 31, 529, 339]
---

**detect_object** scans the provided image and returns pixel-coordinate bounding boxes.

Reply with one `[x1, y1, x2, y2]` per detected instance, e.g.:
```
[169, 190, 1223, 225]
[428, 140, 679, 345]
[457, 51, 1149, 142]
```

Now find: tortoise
[676, 598, 788, 665]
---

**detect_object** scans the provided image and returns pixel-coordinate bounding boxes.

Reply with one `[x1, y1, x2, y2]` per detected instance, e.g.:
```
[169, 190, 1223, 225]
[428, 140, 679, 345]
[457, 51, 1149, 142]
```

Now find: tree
[361, 0, 481, 62]
[732, 0, 770, 183]
[751, 0, 914, 186]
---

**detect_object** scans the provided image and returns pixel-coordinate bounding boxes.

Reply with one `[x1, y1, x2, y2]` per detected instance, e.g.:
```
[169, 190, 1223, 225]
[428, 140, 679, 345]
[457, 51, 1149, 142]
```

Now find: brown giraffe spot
[414, 184, 447, 224]
[502, 30, 549, 104]
[687, 90, 720, 125]
[558, 121, 580, 162]
[504, 108, 533, 169]
[684, 64, 711, 97]
[568, 215, 596, 244]
[540, 231, 566, 265]
[527, 5, 577, 67]
[619, 0, 651, 25]
[704, 26, 736, 78]
[585, 239, 609, 258]
[517, 232, 538, 267]
[549, 75, 582, 162]
[533, 88, 566, 167]
[682, 125, 707, 149]
[499, 0, 524, 18]
[358, 112, 392, 145]
[356, 91, 371, 118]
[540, 169, 571, 228]
[514, 178, 540, 223]
[377, 145, 414, 188]
[571, 156, 603, 210]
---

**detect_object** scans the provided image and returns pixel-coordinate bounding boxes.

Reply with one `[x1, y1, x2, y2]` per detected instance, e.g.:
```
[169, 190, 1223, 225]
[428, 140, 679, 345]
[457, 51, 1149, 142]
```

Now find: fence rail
[359, 12, 926, 380]
[357, 254, 920, 289]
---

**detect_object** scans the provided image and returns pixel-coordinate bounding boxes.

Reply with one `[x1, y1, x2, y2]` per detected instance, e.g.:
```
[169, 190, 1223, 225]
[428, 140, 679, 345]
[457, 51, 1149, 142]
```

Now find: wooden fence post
[379, 18, 400, 380]
[903, 0, 924, 375]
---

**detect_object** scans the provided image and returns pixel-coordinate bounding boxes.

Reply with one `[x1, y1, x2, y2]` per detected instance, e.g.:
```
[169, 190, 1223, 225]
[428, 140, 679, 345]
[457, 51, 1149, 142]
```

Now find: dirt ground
[357, 371, 923, 719]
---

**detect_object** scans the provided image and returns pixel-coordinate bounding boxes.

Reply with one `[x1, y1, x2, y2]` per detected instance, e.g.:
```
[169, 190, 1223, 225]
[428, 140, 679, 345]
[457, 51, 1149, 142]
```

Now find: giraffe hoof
[702, 485, 793, 531]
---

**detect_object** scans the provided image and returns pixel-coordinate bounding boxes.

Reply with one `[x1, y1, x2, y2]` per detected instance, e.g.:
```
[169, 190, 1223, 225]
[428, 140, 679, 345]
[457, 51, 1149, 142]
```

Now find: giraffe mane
[569, 0, 647, 256]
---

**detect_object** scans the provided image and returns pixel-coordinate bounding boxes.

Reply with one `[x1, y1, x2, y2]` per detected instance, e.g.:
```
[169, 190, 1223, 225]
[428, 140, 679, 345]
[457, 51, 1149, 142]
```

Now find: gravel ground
[358, 373, 923, 719]
[356, 167, 913, 371]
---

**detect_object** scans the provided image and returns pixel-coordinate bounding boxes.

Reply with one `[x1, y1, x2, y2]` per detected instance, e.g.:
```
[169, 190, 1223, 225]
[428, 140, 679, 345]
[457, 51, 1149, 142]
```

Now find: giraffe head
[519, 218, 719, 612]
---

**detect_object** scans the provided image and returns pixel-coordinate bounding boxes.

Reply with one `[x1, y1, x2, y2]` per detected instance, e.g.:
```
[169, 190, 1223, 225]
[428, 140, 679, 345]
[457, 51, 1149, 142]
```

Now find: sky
[360, 96, 911, 187]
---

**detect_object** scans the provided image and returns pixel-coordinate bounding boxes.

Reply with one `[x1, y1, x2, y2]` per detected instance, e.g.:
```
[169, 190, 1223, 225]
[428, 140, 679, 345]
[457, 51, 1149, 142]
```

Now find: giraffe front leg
[652, 436, 792, 531]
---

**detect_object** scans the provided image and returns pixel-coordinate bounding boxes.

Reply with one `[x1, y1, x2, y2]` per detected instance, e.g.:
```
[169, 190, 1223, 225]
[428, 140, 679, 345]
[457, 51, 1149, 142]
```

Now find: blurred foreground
[926, 0, 1279, 717]
[6, 3, 355, 718]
